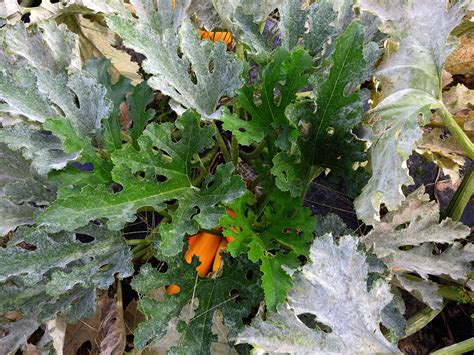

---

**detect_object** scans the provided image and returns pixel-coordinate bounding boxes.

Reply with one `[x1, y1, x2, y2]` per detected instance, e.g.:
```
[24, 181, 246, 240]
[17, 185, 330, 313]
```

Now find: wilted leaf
[74, 15, 141, 84]
[99, 294, 126, 355]
[237, 234, 399, 353]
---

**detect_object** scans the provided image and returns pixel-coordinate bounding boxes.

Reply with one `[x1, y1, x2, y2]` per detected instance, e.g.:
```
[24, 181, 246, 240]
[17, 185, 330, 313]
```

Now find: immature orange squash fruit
[165, 284, 181, 295]
[212, 238, 228, 272]
[185, 232, 221, 277]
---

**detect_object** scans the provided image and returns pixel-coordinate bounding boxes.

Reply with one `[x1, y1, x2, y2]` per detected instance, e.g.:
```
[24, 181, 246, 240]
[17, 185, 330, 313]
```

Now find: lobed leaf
[362, 187, 473, 290]
[131, 252, 262, 352]
[107, 0, 243, 118]
[220, 191, 315, 310]
[237, 234, 399, 353]
[38, 111, 246, 256]
[355, 0, 470, 224]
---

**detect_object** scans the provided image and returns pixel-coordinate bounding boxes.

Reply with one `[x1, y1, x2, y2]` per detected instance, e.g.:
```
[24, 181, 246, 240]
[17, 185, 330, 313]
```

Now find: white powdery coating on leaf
[237, 234, 399, 354]
[355, 0, 469, 224]
[362, 187, 473, 291]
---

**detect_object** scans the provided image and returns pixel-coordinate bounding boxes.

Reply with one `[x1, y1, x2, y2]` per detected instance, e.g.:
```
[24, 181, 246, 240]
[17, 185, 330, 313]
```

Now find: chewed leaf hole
[298, 313, 332, 333]
[108, 183, 123, 194]
[75, 233, 95, 243]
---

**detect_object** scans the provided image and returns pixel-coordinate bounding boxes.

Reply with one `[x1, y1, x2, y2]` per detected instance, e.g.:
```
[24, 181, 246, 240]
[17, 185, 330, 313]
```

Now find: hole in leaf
[208, 59, 215, 74]
[75, 233, 95, 243]
[71, 162, 94, 172]
[238, 127, 246, 133]
[245, 270, 254, 280]
[298, 313, 332, 333]
[108, 183, 123, 194]
[135, 171, 146, 179]
[156, 175, 167, 183]
[20, 13, 31, 23]
[72, 92, 80, 109]
[16, 242, 37, 251]
[230, 289, 242, 304]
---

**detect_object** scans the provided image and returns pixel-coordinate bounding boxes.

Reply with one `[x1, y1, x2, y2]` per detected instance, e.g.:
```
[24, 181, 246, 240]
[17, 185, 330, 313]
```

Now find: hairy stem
[211, 121, 232, 163]
[437, 103, 474, 161]
[443, 165, 474, 221]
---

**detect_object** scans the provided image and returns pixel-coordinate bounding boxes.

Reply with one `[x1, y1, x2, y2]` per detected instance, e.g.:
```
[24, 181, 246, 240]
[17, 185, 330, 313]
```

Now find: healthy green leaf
[362, 187, 473, 289]
[128, 82, 156, 150]
[220, 191, 315, 310]
[237, 234, 399, 353]
[355, 0, 470, 224]
[221, 47, 312, 147]
[38, 111, 246, 256]
[131, 252, 262, 352]
[84, 58, 133, 152]
[107, 0, 243, 118]
[272, 21, 377, 196]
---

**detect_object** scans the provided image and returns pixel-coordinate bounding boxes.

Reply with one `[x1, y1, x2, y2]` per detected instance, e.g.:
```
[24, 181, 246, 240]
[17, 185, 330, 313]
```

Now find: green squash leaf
[272, 21, 377, 196]
[128, 82, 156, 149]
[131, 252, 262, 352]
[220, 190, 315, 310]
[221, 47, 312, 147]
[38, 110, 245, 256]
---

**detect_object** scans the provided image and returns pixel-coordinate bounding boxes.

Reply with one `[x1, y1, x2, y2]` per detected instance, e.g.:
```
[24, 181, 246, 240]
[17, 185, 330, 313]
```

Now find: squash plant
[0, 0, 473, 353]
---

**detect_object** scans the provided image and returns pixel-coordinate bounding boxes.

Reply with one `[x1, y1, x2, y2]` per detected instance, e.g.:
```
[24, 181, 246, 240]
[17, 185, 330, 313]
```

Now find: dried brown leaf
[99, 294, 126, 355]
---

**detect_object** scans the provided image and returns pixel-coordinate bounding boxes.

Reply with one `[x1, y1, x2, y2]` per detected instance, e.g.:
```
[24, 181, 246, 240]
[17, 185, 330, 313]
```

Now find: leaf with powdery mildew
[38, 111, 246, 256]
[107, 0, 242, 118]
[355, 0, 470, 224]
[237, 234, 399, 353]
[362, 187, 473, 290]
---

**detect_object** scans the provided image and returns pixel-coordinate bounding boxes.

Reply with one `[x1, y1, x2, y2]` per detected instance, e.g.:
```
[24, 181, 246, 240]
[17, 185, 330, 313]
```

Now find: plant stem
[431, 337, 474, 355]
[437, 103, 474, 161]
[443, 165, 474, 221]
[302, 166, 324, 199]
[132, 247, 149, 261]
[126, 239, 150, 246]
[384, 303, 446, 342]
[231, 135, 239, 166]
[116, 278, 126, 349]
[404, 304, 446, 338]
[211, 121, 232, 163]
[241, 140, 266, 160]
